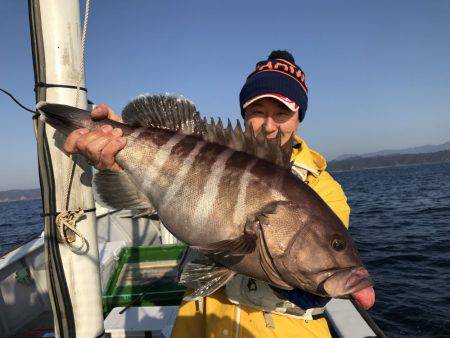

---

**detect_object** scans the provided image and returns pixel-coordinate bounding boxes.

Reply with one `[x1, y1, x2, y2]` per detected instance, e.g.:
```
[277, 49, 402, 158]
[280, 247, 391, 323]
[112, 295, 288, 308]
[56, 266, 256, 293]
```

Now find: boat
[0, 206, 385, 338]
[0, 1, 385, 337]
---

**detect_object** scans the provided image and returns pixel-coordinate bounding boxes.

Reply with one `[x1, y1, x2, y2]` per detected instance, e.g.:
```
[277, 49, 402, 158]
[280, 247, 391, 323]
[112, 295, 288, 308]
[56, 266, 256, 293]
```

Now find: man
[64, 50, 354, 337]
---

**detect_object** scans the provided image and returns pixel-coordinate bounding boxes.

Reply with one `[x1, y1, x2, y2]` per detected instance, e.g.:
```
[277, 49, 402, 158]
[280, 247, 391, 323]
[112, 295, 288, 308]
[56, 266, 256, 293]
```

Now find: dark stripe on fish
[207, 151, 256, 232]
[166, 143, 233, 242]
[150, 135, 203, 202]
[192, 147, 235, 230]
[158, 138, 207, 209]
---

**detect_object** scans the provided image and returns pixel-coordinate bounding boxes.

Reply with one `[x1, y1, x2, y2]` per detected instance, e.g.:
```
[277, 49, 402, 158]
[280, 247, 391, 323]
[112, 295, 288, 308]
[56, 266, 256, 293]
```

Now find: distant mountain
[0, 189, 41, 203]
[334, 141, 450, 161]
[328, 150, 450, 172]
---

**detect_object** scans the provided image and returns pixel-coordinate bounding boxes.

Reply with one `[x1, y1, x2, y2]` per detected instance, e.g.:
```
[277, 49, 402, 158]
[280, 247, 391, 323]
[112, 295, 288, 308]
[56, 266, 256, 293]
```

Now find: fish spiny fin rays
[122, 94, 206, 136]
[179, 258, 236, 301]
[192, 217, 259, 255]
[93, 170, 155, 216]
[203, 118, 294, 169]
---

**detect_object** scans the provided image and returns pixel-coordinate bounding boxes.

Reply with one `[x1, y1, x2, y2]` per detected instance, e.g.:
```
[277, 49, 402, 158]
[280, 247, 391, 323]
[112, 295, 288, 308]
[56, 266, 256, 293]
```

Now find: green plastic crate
[102, 245, 187, 316]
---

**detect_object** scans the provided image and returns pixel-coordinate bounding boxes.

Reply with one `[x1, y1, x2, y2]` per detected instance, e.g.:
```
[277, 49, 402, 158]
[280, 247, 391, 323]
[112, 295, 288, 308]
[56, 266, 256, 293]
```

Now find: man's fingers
[85, 135, 114, 166]
[63, 128, 89, 153]
[91, 104, 110, 120]
[63, 122, 125, 170]
[108, 110, 123, 123]
[91, 104, 123, 123]
[109, 163, 123, 172]
[75, 125, 113, 152]
[98, 136, 126, 171]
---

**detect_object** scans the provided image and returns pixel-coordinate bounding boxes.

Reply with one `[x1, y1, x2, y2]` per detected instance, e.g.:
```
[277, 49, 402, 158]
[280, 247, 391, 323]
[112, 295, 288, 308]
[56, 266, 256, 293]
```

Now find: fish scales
[231, 158, 259, 226]
[166, 141, 232, 241]
[191, 148, 235, 230]
[121, 127, 288, 246]
[154, 135, 205, 205]
[118, 129, 173, 182]
[198, 153, 279, 241]
[160, 138, 206, 209]
[125, 131, 270, 244]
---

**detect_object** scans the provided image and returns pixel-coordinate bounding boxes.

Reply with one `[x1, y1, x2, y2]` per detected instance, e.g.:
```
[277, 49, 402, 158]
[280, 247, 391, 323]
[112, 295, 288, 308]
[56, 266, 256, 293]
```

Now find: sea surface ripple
[0, 198, 43, 254]
[0, 163, 449, 337]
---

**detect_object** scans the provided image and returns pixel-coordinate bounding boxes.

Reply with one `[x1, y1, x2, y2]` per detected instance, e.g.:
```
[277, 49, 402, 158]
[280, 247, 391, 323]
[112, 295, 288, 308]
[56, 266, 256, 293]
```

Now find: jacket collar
[290, 135, 327, 179]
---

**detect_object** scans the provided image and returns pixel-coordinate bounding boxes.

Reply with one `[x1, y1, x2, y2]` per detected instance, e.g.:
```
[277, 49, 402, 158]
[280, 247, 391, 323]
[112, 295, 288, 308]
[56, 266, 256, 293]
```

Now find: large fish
[37, 95, 375, 309]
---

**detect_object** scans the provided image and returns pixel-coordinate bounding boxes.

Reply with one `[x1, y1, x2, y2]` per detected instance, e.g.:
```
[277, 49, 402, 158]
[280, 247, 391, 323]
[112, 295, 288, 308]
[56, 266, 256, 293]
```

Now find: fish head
[262, 203, 374, 303]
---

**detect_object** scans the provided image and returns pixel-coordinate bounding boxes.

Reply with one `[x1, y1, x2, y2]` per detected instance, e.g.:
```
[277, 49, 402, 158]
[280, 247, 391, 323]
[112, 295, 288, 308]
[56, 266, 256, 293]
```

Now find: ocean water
[333, 162, 450, 337]
[0, 198, 43, 254]
[0, 162, 449, 337]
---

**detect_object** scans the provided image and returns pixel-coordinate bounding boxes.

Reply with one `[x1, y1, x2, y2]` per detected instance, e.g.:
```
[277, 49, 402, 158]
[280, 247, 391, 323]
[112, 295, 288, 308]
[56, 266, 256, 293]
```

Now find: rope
[41, 207, 96, 217]
[75, 0, 90, 106]
[57, 0, 91, 251]
[56, 209, 86, 252]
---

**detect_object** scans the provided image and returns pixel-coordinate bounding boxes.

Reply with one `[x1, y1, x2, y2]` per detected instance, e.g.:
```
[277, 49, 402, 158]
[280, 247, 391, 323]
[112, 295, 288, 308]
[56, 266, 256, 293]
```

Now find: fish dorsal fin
[121, 94, 293, 167]
[203, 118, 294, 168]
[122, 94, 206, 136]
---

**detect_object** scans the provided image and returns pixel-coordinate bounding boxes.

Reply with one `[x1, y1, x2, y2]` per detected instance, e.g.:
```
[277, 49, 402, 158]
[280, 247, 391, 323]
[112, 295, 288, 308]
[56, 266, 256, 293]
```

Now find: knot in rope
[56, 209, 87, 252]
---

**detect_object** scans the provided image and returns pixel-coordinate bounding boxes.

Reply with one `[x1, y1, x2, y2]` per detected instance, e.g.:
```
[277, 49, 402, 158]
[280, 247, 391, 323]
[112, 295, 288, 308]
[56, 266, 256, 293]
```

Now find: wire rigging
[0, 87, 37, 115]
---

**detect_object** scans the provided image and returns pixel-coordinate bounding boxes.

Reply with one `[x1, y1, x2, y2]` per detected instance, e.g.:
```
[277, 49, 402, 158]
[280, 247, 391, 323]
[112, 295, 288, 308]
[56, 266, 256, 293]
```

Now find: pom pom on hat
[268, 50, 295, 64]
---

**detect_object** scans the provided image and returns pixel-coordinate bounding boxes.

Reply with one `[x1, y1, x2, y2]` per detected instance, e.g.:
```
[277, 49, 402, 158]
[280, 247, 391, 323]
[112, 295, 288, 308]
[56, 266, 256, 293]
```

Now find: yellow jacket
[171, 136, 350, 338]
[290, 136, 350, 227]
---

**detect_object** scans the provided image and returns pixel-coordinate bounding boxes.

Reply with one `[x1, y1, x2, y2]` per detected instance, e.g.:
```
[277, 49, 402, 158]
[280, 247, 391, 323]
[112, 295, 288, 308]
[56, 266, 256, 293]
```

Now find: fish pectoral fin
[179, 259, 236, 301]
[192, 234, 256, 255]
[93, 170, 155, 216]
[192, 218, 259, 255]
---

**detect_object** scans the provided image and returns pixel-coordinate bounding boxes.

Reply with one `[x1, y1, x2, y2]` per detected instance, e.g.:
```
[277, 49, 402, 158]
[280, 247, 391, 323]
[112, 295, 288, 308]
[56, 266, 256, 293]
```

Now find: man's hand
[63, 104, 126, 171]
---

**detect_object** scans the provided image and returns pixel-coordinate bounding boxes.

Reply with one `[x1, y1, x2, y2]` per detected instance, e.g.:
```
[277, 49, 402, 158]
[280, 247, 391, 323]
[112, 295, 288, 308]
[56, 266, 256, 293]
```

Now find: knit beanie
[239, 50, 308, 122]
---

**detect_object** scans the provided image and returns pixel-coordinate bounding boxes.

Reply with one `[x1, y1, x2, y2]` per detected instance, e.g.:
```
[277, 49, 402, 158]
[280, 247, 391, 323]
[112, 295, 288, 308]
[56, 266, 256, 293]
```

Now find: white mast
[29, 0, 104, 337]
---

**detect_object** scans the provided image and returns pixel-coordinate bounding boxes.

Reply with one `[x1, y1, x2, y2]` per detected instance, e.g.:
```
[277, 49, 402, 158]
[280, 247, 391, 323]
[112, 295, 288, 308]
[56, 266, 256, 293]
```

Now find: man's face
[244, 97, 299, 146]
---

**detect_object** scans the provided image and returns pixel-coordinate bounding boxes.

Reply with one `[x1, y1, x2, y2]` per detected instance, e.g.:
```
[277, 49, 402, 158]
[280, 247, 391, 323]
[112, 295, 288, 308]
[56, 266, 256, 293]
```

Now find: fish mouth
[319, 266, 373, 298]
[316, 265, 375, 310]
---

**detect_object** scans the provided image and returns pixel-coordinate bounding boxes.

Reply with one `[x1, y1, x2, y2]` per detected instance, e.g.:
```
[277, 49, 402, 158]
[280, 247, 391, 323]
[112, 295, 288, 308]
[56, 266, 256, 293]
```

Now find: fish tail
[36, 101, 119, 136]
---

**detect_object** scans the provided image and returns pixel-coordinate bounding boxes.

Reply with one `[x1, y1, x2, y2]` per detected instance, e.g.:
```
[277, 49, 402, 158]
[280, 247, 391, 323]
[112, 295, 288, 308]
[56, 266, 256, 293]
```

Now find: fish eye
[331, 238, 346, 252]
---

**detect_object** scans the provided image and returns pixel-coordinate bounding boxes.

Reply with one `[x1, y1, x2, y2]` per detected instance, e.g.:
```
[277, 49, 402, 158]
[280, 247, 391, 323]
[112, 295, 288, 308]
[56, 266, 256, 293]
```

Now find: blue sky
[1, 0, 449, 190]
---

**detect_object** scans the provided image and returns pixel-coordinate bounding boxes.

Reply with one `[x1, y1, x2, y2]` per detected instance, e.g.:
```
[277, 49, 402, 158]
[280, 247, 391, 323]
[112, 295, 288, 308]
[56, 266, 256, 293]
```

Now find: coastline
[329, 160, 450, 173]
[0, 188, 41, 203]
[0, 196, 41, 203]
